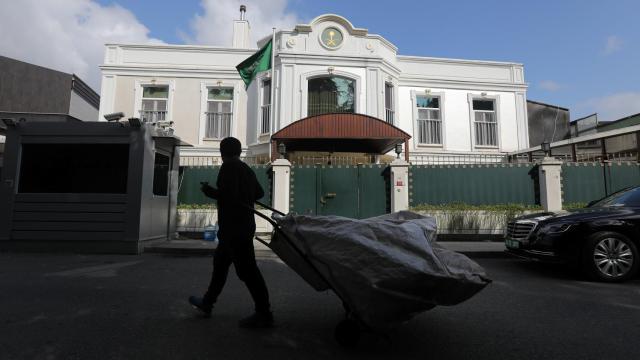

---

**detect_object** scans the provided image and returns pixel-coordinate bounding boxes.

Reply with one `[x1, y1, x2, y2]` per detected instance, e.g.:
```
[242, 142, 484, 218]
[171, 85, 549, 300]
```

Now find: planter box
[177, 209, 273, 234]
[416, 210, 537, 237]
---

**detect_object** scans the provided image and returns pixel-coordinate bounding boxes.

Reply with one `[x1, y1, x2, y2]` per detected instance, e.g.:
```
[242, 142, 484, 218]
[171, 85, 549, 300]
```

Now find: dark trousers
[204, 233, 270, 314]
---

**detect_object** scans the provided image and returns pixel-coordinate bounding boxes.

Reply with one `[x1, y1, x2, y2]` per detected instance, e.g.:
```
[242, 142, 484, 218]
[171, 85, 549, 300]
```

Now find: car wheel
[582, 231, 638, 282]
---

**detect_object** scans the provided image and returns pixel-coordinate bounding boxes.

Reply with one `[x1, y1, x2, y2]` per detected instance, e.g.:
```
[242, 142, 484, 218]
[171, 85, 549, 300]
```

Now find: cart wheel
[334, 319, 360, 347]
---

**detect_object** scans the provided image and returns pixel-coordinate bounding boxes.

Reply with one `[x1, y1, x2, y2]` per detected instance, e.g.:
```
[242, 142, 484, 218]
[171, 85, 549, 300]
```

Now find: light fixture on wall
[424, 89, 431, 94]
[395, 143, 403, 159]
[327, 66, 334, 74]
[481, 92, 487, 97]
[216, 80, 223, 86]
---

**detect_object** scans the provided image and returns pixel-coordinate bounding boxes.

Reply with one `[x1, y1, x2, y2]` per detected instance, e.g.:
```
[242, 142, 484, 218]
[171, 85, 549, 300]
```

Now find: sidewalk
[144, 236, 507, 257]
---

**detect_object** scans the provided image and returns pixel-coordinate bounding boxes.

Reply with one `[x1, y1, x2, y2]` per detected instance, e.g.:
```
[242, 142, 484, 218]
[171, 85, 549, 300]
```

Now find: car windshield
[590, 187, 640, 207]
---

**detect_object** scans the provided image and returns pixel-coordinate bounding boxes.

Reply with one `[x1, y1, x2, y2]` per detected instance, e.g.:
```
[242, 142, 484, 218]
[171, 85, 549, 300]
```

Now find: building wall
[69, 91, 99, 122]
[0, 56, 71, 113]
[527, 101, 570, 147]
[99, 14, 529, 157]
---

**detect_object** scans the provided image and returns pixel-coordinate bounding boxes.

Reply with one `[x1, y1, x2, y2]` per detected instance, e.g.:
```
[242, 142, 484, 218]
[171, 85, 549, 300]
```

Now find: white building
[98, 11, 529, 163]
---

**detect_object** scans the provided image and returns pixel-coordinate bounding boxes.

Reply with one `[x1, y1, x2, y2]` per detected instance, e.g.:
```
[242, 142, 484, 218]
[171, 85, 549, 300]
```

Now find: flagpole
[269, 27, 276, 161]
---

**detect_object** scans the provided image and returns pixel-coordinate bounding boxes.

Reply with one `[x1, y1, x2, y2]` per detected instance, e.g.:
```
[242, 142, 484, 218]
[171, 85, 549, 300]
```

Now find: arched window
[307, 76, 355, 116]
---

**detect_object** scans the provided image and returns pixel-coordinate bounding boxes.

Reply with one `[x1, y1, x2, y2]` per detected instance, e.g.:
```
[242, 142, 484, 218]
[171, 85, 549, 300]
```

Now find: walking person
[189, 137, 273, 328]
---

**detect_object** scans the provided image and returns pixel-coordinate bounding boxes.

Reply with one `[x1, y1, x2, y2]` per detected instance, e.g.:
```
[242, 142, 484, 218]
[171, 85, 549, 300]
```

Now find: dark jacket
[203, 158, 264, 238]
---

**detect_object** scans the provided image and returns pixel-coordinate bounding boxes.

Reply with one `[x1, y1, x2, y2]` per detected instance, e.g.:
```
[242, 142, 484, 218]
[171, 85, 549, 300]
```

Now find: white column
[271, 159, 291, 214]
[390, 159, 410, 212]
[538, 157, 563, 212]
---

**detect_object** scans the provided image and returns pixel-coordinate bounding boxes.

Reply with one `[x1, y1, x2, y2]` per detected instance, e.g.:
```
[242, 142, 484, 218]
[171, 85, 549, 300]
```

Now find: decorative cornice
[295, 14, 368, 36]
[398, 55, 523, 67]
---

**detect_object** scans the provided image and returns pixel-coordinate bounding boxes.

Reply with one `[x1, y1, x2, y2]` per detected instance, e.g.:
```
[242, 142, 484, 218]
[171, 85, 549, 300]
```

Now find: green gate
[290, 164, 389, 218]
[177, 165, 272, 206]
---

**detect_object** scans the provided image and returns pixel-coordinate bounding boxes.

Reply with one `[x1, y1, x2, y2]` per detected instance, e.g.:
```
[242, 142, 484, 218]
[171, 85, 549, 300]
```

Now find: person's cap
[220, 137, 242, 157]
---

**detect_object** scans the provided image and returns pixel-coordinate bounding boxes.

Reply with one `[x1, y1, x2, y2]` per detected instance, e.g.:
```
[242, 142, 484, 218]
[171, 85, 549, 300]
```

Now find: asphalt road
[0, 252, 638, 360]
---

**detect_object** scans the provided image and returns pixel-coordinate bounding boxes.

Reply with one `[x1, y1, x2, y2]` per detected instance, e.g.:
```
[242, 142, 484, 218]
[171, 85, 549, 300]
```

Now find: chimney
[232, 5, 250, 48]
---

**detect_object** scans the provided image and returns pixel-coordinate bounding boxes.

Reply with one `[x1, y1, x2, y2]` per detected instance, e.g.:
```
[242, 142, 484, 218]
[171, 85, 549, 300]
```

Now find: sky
[0, 0, 638, 122]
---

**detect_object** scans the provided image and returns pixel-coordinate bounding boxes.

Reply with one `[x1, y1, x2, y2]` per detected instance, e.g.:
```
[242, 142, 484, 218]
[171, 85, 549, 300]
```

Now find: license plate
[505, 239, 520, 249]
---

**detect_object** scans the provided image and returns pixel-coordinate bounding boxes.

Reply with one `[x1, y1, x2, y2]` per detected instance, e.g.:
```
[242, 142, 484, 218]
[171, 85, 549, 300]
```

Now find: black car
[505, 186, 640, 282]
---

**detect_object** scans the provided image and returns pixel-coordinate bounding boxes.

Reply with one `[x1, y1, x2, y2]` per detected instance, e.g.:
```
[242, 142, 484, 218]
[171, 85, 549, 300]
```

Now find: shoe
[238, 311, 274, 329]
[188, 296, 213, 317]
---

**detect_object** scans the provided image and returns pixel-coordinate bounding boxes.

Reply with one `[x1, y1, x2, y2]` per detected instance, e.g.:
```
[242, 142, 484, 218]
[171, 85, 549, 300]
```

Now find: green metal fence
[562, 162, 640, 204]
[409, 164, 538, 206]
[177, 165, 272, 206]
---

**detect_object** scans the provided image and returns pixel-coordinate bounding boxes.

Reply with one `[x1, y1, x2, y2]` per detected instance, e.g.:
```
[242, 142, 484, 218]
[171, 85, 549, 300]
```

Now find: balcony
[385, 108, 395, 125]
[139, 110, 167, 123]
[205, 112, 232, 139]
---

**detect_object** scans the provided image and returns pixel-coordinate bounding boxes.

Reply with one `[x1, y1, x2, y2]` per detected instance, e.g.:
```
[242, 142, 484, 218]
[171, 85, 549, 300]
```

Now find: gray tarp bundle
[270, 211, 491, 327]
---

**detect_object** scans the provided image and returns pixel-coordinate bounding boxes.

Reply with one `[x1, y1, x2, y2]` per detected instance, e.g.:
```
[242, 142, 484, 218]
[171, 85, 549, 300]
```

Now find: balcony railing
[205, 112, 232, 139]
[261, 104, 270, 134]
[474, 121, 498, 146]
[385, 108, 395, 125]
[417, 119, 442, 145]
[139, 110, 167, 123]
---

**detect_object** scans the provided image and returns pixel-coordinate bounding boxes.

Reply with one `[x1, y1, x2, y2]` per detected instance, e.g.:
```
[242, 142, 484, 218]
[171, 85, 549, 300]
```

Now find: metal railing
[290, 155, 396, 166]
[140, 110, 167, 123]
[385, 108, 395, 125]
[180, 155, 271, 166]
[417, 119, 442, 145]
[205, 112, 232, 139]
[261, 104, 270, 134]
[474, 121, 498, 146]
[409, 153, 513, 165]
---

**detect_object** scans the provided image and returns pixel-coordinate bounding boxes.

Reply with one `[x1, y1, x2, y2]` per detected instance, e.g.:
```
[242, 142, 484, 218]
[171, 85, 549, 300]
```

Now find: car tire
[582, 231, 638, 282]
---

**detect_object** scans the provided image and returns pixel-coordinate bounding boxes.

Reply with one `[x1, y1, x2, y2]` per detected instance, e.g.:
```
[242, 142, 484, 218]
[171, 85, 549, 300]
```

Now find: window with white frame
[385, 83, 394, 124]
[472, 99, 497, 146]
[205, 88, 233, 139]
[140, 86, 168, 123]
[260, 79, 271, 134]
[416, 95, 442, 144]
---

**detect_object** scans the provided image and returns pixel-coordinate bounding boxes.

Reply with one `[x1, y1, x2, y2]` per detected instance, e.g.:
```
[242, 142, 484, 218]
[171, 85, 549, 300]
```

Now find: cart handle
[255, 200, 286, 216]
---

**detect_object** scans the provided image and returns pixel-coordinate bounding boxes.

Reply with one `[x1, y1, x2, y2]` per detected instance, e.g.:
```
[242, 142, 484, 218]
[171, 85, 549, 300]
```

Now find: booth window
[308, 76, 355, 116]
[153, 153, 170, 196]
[18, 144, 129, 193]
[141, 86, 168, 123]
[206, 88, 233, 139]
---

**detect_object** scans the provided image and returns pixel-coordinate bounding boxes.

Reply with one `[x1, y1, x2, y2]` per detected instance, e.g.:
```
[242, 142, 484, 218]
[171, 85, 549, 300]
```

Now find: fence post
[390, 159, 410, 212]
[538, 157, 563, 212]
[271, 159, 291, 214]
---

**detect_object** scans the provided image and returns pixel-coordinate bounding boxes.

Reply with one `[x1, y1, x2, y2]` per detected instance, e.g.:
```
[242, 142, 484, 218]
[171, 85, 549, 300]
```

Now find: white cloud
[182, 0, 301, 47]
[539, 80, 562, 92]
[0, 0, 162, 93]
[604, 35, 623, 55]
[576, 92, 640, 122]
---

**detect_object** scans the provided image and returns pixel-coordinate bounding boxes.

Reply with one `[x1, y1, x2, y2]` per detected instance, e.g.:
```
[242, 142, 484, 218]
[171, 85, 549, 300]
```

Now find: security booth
[0, 117, 189, 254]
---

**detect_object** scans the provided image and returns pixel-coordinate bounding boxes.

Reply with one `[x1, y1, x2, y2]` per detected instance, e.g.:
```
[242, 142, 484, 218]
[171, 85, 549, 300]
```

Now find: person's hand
[200, 183, 215, 198]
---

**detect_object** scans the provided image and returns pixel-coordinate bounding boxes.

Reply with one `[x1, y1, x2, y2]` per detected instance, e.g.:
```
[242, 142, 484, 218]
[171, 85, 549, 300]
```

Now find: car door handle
[325, 193, 337, 198]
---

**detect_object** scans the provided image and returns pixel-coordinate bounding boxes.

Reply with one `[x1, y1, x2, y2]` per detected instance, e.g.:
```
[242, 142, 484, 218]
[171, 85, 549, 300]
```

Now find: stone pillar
[538, 157, 563, 212]
[271, 159, 291, 214]
[390, 159, 410, 212]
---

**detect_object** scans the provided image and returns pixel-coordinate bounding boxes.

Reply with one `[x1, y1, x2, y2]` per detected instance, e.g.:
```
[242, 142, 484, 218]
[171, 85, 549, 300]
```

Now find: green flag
[236, 39, 272, 89]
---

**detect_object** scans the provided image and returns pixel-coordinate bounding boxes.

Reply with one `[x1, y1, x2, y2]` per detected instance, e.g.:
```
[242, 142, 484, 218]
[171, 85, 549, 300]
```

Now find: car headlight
[540, 223, 572, 234]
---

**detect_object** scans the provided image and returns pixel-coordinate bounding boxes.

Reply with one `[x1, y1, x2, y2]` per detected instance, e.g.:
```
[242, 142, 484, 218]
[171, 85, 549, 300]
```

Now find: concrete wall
[527, 101, 570, 147]
[69, 91, 99, 122]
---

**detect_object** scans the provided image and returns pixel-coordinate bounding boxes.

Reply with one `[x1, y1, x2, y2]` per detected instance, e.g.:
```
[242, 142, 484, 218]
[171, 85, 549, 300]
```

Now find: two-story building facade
[98, 12, 529, 163]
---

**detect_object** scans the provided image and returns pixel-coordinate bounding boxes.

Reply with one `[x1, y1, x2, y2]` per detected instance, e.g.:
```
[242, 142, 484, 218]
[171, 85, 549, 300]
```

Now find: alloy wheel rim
[593, 238, 634, 278]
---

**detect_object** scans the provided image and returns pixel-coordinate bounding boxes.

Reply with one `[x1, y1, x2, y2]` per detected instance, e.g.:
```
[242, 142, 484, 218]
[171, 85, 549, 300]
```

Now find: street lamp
[541, 142, 551, 157]
[278, 143, 286, 159]
[395, 143, 403, 159]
